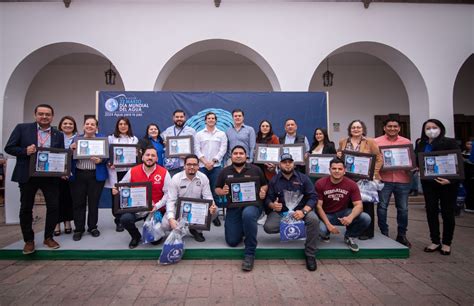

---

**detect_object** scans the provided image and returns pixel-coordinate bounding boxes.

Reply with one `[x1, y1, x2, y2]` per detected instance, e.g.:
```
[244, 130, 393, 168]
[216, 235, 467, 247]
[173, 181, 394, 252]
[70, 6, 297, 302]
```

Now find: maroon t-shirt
[315, 176, 362, 214]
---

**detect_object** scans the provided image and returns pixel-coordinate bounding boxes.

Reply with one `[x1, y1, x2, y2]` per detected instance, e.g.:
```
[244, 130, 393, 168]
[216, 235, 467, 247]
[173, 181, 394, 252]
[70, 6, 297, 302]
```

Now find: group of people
[4, 103, 471, 272]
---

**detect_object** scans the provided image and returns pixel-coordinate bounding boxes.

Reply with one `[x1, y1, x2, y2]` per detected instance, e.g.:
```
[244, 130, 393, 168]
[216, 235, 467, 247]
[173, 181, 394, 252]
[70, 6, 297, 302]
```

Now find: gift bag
[142, 211, 165, 244]
[357, 179, 384, 203]
[159, 221, 187, 265]
[279, 190, 306, 241]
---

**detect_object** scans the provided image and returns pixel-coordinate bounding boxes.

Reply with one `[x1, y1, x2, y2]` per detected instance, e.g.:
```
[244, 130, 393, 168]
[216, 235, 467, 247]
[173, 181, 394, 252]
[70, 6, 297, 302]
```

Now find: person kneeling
[264, 153, 319, 271]
[315, 158, 371, 252]
[112, 147, 171, 249]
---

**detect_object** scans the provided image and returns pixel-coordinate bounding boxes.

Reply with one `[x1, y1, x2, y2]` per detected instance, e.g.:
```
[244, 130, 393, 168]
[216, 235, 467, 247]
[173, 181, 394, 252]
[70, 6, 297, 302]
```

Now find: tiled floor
[0, 201, 474, 305]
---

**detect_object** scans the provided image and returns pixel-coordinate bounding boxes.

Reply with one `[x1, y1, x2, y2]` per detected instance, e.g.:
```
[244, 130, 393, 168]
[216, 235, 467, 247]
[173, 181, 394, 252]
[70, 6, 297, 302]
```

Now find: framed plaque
[73, 137, 109, 159]
[306, 154, 337, 178]
[419, 150, 464, 180]
[379, 144, 416, 170]
[165, 135, 194, 158]
[29, 147, 72, 177]
[254, 144, 281, 165]
[110, 144, 141, 167]
[281, 144, 305, 165]
[342, 150, 376, 180]
[113, 182, 153, 214]
[225, 177, 260, 208]
[176, 197, 212, 230]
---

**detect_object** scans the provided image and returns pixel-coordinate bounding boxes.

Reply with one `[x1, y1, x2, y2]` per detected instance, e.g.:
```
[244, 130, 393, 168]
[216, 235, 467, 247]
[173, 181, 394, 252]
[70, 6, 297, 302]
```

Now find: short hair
[205, 112, 217, 121]
[58, 116, 78, 134]
[285, 118, 297, 125]
[232, 109, 244, 116]
[184, 154, 199, 164]
[231, 145, 247, 155]
[113, 117, 134, 138]
[173, 109, 185, 116]
[347, 120, 367, 137]
[383, 117, 401, 127]
[84, 117, 98, 126]
[34, 104, 54, 115]
[143, 146, 157, 155]
[329, 158, 345, 167]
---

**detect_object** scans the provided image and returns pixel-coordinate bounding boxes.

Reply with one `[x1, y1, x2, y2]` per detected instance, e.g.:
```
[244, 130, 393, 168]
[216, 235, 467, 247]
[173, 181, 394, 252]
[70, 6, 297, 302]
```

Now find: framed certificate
[281, 144, 305, 165]
[113, 182, 153, 214]
[342, 150, 376, 180]
[73, 137, 109, 159]
[165, 135, 194, 158]
[379, 144, 416, 170]
[29, 147, 72, 177]
[306, 154, 336, 178]
[176, 197, 212, 231]
[110, 144, 140, 167]
[254, 144, 281, 165]
[419, 150, 464, 180]
[225, 177, 260, 208]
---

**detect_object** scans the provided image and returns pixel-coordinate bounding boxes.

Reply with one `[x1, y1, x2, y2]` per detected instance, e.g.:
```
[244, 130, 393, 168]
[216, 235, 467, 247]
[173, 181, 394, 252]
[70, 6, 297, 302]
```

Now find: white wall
[163, 64, 272, 91]
[24, 64, 124, 129]
[309, 63, 409, 142]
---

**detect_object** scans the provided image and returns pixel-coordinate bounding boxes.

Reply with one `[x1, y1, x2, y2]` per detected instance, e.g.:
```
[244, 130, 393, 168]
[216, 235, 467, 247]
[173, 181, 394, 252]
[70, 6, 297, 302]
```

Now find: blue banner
[98, 91, 327, 141]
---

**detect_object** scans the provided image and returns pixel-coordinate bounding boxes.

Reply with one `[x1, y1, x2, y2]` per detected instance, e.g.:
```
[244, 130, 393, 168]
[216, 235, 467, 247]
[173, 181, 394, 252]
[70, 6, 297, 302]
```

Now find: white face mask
[425, 128, 440, 139]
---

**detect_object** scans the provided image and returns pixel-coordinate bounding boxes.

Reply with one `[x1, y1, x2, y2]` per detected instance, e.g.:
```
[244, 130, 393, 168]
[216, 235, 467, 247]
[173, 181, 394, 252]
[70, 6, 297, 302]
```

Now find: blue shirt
[424, 142, 433, 153]
[149, 137, 165, 166]
[470, 141, 474, 163]
[265, 170, 317, 212]
[226, 124, 256, 162]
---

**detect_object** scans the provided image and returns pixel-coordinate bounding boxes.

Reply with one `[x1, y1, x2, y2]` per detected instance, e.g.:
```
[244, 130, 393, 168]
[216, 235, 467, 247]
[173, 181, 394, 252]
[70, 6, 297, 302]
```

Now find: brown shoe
[43, 238, 60, 249]
[23, 241, 35, 255]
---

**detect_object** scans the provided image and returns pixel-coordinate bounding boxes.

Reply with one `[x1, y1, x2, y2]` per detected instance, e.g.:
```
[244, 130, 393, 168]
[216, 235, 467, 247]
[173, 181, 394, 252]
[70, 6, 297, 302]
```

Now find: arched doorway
[453, 54, 474, 149]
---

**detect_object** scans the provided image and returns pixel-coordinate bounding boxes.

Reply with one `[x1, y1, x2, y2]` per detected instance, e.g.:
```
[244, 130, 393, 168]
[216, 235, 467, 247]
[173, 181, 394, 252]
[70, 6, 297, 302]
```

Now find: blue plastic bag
[142, 211, 165, 244]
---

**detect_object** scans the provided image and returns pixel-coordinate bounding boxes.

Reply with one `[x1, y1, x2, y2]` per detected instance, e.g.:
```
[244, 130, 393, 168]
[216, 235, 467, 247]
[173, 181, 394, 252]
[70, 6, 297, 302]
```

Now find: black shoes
[150, 238, 164, 245]
[116, 223, 124, 232]
[424, 244, 441, 252]
[189, 229, 205, 242]
[440, 245, 451, 256]
[73, 232, 83, 241]
[89, 229, 100, 237]
[305, 256, 317, 271]
[129, 235, 142, 249]
[396, 236, 412, 248]
[242, 255, 255, 271]
[212, 218, 221, 227]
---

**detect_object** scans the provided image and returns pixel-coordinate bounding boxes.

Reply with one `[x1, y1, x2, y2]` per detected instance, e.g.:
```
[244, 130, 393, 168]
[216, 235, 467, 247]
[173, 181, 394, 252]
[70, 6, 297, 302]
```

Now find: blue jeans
[225, 205, 262, 256]
[377, 182, 410, 237]
[319, 208, 371, 238]
[200, 166, 223, 207]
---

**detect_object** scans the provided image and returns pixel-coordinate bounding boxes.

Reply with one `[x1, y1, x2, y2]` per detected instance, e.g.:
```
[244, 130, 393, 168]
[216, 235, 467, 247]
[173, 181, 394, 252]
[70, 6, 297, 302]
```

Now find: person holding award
[112, 146, 171, 248]
[264, 153, 319, 271]
[374, 118, 412, 247]
[70, 117, 108, 241]
[163, 154, 217, 242]
[415, 119, 460, 255]
[215, 146, 267, 271]
[255, 120, 279, 181]
[105, 117, 139, 232]
[4, 104, 64, 254]
[337, 120, 382, 240]
[54, 115, 78, 236]
[161, 110, 196, 176]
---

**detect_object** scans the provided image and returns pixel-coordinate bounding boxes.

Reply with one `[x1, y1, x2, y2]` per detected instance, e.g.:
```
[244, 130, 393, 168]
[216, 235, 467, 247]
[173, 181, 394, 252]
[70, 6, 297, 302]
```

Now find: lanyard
[173, 126, 183, 137]
[37, 130, 51, 147]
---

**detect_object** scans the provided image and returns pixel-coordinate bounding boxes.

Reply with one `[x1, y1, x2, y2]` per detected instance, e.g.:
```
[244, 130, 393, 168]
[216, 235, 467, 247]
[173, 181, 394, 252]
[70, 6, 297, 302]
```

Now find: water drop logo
[105, 98, 119, 112]
[186, 108, 233, 132]
[284, 224, 301, 240]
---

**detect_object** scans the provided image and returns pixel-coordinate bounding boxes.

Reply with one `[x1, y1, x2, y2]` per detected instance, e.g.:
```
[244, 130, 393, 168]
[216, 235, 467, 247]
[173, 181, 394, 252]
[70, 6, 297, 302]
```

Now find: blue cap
[280, 153, 293, 162]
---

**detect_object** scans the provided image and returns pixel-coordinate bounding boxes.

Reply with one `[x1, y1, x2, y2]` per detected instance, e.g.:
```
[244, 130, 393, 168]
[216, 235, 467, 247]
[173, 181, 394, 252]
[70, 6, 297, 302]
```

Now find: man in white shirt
[162, 154, 217, 242]
[194, 112, 228, 226]
[161, 109, 196, 176]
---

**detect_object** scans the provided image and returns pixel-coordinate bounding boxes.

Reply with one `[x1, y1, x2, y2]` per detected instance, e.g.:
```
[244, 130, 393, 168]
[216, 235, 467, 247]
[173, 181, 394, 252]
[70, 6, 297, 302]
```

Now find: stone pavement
[0, 202, 474, 305]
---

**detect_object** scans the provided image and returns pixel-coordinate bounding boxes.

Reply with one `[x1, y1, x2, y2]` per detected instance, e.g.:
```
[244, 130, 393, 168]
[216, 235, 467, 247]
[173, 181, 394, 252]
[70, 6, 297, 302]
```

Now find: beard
[144, 160, 156, 168]
[175, 120, 185, 127]
[232, 161, 246, 167]
[280, 168, 293, 175]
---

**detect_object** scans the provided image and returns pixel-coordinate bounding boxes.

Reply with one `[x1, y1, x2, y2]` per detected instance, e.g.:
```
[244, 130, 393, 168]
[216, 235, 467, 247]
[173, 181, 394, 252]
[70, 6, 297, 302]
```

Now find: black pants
[111, 171, 127, 225]
[464, 162, 474, 210]
[18, 177, 60, 242]
[70, 169, 105, 233]
[58, 179, 73, 223]
[361, 201, 375, 238]
[421, 180, 459, 246]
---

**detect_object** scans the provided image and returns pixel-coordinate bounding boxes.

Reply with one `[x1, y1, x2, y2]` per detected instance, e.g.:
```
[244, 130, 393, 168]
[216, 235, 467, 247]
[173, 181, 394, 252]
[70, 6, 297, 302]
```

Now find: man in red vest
[112, 147, 171, 248]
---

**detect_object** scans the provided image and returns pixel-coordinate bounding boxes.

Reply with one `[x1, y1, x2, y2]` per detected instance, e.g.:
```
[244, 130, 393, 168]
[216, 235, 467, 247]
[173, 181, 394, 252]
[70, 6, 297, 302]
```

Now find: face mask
[425, 128, 440, 139]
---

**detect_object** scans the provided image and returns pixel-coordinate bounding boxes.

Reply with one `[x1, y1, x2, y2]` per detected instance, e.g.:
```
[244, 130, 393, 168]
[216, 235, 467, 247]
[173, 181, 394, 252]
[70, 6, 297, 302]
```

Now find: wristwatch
[303, 210, 309, 216]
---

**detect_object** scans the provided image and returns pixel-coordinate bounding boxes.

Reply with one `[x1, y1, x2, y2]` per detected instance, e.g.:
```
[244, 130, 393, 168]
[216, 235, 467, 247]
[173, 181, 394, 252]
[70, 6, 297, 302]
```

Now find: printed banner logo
[104, 94, 149, 118]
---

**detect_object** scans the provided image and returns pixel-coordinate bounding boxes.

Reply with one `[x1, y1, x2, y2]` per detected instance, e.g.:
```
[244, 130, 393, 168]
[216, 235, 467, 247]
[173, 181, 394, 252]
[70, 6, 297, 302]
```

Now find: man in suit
[4, 104, 65, 254]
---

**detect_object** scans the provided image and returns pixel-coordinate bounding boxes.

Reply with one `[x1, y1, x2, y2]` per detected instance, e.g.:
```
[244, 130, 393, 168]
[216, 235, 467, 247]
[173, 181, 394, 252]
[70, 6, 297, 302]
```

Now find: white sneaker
[344, 237, 359, 252]
[257, 214, 267, 225]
